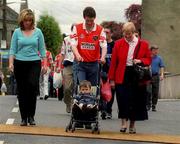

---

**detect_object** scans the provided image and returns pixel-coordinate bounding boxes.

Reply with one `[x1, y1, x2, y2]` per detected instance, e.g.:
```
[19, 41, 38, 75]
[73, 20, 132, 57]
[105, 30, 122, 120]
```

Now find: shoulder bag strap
[134, 40, 141, 59]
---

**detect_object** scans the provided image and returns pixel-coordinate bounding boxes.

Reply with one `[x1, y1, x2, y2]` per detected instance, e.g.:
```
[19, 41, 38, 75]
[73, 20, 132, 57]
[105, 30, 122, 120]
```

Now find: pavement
[0, 96, 180, 143]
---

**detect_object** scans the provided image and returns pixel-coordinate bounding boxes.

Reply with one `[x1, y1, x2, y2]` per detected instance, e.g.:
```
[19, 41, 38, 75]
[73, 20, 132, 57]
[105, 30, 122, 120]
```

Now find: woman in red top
[108, 22, 151, 134]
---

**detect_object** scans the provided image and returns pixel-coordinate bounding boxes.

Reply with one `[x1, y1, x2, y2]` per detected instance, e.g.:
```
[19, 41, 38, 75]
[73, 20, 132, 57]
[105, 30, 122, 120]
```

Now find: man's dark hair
[150, 45, 159, 50]
[83, 7, 96, 18]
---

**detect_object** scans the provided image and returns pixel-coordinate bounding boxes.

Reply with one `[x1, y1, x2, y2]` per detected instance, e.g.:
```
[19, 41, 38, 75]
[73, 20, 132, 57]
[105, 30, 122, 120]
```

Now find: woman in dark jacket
[108, 22, 152, 134]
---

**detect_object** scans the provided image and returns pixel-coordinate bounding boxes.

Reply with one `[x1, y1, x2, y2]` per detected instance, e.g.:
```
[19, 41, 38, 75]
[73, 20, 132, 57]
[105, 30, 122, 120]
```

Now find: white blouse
[126, 36, 138, 66]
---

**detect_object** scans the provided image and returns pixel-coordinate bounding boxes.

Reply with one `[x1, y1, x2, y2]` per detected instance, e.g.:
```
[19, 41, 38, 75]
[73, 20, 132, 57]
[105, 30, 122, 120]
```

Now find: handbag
[100, 81, 112, 102]
[133, 64, 152, 81]
[133, 41, 152, 81]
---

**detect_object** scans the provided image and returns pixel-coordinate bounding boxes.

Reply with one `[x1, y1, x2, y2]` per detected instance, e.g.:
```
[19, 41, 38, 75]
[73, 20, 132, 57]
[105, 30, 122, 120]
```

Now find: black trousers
[151, 75, 160, 106]
[14, 59, 41, 120]
[106, 88, 115, 114]
[115, 66, 148, 121]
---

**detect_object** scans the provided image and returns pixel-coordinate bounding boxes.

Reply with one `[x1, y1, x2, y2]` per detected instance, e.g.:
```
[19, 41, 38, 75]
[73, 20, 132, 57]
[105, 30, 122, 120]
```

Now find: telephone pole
[2, 0, 7, 41]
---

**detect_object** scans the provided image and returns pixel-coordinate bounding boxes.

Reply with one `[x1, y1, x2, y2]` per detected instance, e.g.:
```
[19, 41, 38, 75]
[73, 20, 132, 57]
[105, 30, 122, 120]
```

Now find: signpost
[1, 40, 7, 49]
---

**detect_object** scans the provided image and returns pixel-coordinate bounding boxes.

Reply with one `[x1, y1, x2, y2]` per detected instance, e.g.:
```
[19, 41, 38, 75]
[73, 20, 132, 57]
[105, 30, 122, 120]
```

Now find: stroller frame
[65, 85, 100, 134]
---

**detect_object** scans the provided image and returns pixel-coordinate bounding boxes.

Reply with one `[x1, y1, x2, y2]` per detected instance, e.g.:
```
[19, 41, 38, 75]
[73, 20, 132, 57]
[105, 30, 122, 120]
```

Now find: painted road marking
[0, 141, 4, 144]
[6, 119, 15, 125]
[12, 107, 19, 113]
[0, 124, 180, 144]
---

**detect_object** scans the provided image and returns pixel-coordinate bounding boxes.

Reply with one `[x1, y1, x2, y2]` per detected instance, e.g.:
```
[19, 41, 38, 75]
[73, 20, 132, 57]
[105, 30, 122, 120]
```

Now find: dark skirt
[115, 66, 148, 121]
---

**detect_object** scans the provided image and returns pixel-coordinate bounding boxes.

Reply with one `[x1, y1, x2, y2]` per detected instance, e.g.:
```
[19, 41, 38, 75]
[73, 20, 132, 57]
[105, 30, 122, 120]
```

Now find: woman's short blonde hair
[122, 22, 136, 34]
[18, 9, 35, 30]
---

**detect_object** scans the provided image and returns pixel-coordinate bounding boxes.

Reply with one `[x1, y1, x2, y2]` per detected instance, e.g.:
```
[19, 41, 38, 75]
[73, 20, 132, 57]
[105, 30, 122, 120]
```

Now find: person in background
[71, 6, 107, 86]
[101, 27, 115, 119]
[39, 50, 53, 100]
[9, 72, 17, 95]
[9, 9, 47, 126]
[147, 45, 165, 111]
[53, 50, 64, 100]
[0, 70, 4, 94]
[108, 22, 151, 134]
[58, 26, 75, 113]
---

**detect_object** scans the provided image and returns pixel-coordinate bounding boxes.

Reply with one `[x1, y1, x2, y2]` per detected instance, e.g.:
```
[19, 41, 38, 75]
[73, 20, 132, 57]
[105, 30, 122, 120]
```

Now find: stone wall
[142, 0, 180, 74]
[160, 74, 180, 99]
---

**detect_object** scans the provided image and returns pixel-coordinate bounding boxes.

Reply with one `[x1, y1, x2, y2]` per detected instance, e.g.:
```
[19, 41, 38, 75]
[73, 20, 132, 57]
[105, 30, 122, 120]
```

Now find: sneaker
[20, 119, 27, 126]
[28, 117, 36, 125]
[106, 113, 112, 119]
[101, 111, 107, 120]
[129, 127, 136, 134]
[66, 104, 71, 113]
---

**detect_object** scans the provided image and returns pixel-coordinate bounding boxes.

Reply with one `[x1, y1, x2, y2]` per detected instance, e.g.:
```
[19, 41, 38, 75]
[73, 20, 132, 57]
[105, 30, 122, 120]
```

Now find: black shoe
[39, 97, 43, 100]
[44, 95, 49, 100]
[120, 127, 127, 133]
[28, 117, 36, 125]
[20, 119, 27, 126]
[152, 105, 156, 112]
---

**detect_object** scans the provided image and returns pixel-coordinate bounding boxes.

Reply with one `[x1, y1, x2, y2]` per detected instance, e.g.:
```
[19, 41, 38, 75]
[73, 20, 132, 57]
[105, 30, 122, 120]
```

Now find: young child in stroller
[73, 80, 97, 112]
[66, 80, 100, 133]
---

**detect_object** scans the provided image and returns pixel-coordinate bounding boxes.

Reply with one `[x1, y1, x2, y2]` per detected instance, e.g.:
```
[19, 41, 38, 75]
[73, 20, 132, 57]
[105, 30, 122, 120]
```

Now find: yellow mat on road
[0, 124, 180, 144]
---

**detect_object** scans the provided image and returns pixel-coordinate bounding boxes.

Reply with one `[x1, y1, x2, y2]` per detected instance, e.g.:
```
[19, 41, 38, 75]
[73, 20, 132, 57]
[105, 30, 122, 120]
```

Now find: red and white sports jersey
[61, 36, 74, 62]
[41, 50, 53, 68]
[54, 53, 64, 73]
[71, 22, 107, 62]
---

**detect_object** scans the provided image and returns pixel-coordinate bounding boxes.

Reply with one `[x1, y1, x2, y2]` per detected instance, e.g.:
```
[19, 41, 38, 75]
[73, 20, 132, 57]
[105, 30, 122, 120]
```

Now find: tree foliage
[101, 4, 142, 40]
[37, 14, 62, 57]
[125, 4, 142, 35]
[101, 21, 124, 41]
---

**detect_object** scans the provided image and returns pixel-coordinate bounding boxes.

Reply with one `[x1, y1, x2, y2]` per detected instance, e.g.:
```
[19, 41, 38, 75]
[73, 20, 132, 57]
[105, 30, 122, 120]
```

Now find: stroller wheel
[94, 123, 100, 134]
[97, 128, 100, 134]
[65, 126, 68, 132]
[91, 124, 96, 134]
[65, 124, 71, 132]
[65, 120, 73, 132]
[91, 128, 95, 134]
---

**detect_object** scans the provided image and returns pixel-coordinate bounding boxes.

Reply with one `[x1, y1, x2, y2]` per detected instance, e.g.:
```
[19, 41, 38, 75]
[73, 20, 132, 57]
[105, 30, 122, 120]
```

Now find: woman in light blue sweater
[9, 9, 47, 126]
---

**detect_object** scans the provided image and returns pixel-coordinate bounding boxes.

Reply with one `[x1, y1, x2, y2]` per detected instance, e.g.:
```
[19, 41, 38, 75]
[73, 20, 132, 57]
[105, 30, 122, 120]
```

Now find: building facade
[0, 5, 18, 48]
